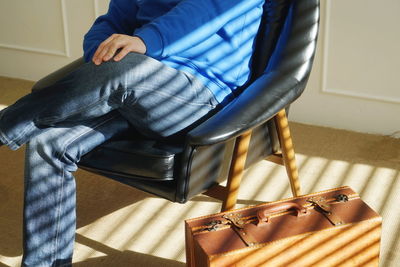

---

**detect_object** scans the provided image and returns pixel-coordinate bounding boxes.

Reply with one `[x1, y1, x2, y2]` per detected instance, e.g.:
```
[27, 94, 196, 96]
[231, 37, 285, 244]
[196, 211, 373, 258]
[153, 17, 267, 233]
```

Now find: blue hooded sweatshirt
[83, 0, 264, 103]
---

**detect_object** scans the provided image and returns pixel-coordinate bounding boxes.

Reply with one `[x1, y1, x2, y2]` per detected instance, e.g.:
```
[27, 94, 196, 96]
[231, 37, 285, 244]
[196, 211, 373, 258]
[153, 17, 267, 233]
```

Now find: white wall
[0, 0, 399, 136]
[0, 0, 109, 80]
[290, 0, 400, 137]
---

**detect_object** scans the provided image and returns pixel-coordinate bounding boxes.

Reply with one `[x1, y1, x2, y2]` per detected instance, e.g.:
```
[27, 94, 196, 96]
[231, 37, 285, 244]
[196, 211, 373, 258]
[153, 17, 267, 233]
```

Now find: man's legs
[22, 112, 130, 267]
[0, 53, 220, 266]
[0, 53, 219, 149]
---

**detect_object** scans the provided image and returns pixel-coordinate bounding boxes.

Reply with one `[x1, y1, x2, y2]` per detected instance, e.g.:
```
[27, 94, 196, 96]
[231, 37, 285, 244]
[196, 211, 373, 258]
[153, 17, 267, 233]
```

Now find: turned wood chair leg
[221, 130, 252, 212]
[274, 109, 301, 197]
[204, 109, 300, 210]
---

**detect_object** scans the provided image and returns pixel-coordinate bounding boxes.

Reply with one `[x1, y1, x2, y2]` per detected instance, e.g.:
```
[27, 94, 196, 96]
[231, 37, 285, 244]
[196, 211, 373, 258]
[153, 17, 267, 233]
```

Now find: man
[0, 0, 264, 266]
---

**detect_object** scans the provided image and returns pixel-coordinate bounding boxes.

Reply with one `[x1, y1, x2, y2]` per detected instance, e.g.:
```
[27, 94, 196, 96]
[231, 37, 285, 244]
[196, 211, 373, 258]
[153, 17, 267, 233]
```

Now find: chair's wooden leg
[274, 109, 301, 197]
[221, 130, 252, 212]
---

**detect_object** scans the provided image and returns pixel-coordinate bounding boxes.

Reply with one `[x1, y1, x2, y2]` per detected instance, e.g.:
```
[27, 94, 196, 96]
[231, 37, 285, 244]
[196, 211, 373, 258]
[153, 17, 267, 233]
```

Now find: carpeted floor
[0, 76, 399, 266]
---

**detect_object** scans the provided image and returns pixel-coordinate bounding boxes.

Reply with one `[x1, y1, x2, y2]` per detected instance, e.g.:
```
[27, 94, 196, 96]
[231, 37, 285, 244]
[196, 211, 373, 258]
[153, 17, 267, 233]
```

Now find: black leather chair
[32, 0, 320, 212]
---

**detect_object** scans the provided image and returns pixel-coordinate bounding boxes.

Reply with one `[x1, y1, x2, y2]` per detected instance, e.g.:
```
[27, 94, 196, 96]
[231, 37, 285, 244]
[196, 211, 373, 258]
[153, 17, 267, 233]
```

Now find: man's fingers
[113, 46, 131, 62]
[93, 35, 116, 64]
[94, 44, 117, 64]
[97, 35, 129, 63]
[92, 34, 146, 65]
[94, 47, 111, 65]
[113, 37, 146, 61]
[103, 40, 125, 61]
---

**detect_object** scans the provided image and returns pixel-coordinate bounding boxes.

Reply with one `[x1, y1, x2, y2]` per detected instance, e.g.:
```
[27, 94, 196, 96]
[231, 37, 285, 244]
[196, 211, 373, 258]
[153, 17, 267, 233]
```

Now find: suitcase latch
[307, 197, 344, 226]
[222, 213, 258, 246]
[205, 220, 223, 231]
[222, 213, 246, 229]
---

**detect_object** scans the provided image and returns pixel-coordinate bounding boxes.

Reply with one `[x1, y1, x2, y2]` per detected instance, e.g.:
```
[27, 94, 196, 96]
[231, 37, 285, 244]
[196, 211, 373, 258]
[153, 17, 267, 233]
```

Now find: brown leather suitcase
[185, 186, 382, 267]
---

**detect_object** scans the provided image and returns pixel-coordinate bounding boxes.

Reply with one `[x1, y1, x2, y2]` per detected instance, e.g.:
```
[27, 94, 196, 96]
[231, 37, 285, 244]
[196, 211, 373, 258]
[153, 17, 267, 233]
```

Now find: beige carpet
[0, 76, 399, 267]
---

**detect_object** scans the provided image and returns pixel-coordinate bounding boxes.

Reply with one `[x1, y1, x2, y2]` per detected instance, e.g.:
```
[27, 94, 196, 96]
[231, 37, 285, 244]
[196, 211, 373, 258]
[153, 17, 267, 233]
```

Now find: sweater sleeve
[134, 0, 261, 59]
[83, 0, 139, 62]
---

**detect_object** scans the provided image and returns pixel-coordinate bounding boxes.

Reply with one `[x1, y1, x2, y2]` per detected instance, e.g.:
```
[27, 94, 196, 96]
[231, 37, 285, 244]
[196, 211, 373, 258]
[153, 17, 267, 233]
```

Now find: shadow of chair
[31, 0, 320, 214]
[73, 234, 185, 267]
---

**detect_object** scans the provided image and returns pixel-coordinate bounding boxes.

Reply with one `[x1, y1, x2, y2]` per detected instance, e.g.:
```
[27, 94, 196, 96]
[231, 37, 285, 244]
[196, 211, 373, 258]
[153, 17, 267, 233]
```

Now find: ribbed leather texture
[31, 0, 320, 203]
[250, 0, 291, 81]
[79, 140, 183, 180]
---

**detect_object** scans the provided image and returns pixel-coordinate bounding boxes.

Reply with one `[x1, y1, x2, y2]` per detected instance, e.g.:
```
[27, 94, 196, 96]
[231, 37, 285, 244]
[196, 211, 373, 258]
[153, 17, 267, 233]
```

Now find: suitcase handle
[257, 202, 308, 226]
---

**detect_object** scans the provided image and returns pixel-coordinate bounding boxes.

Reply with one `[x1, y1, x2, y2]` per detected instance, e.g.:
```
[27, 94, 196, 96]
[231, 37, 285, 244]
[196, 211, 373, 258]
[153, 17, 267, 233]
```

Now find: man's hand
[92, 34, 147, 65]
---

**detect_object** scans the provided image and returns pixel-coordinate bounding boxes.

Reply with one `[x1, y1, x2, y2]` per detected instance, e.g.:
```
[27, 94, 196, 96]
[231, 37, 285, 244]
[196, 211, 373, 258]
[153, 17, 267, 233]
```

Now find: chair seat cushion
[78, 139, 184, 181]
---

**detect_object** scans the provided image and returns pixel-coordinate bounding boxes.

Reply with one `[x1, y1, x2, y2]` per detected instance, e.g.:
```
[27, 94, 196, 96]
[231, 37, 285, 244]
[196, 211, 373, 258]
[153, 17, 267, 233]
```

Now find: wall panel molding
[94, 0, 109, 18]
[94, 0, 100, 19]
[60, 0, 71, 57]
[320, 1, 400, 105]
[0, 0, 70, 57]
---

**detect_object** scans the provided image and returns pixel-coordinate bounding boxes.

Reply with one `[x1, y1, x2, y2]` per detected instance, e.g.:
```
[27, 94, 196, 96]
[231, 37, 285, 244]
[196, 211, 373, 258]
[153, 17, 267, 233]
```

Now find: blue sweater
[83, 0, 264, 103]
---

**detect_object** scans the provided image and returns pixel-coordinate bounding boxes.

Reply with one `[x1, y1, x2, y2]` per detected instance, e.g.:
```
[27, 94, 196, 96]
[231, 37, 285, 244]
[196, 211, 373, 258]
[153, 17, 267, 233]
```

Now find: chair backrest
[245, 0, 297, 162]
[250, 0, 293, 80]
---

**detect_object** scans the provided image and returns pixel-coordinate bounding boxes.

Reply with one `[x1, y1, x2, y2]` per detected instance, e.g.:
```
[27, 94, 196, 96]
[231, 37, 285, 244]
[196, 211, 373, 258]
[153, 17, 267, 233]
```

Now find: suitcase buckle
[222, 213, 258, 246]
[222, 213, 246, 229]
[307, 197, 331, 213]
[307, 197, 344, 226]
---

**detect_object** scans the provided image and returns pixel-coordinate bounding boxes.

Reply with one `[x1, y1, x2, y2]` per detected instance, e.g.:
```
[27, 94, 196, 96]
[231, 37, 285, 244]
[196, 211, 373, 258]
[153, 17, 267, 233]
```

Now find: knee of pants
[28, 133, 79, 172]
[75, 53, 155, 87]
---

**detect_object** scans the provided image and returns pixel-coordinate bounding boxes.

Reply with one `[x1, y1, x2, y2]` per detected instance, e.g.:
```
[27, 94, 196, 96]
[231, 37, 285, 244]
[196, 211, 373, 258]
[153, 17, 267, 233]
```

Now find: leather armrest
[32, 57, 85, 91]
[187, 71, 303, 146]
